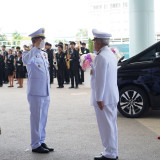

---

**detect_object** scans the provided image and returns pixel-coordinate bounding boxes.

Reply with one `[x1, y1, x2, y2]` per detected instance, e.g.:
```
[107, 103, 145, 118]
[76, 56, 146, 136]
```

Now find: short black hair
[48, 43, 52, 47]
[12, 46, 15, 49]
[16, 46, 20, 50]
[18, 51, 22, 54]
[70, 41, 76, 45]
[58, 45, 63, 49]
[2, 45, 6, 48]
[45, 42, 49, 46]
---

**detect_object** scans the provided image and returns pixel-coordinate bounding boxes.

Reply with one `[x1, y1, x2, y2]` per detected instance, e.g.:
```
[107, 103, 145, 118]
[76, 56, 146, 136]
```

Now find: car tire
[118, 85, 149, 118]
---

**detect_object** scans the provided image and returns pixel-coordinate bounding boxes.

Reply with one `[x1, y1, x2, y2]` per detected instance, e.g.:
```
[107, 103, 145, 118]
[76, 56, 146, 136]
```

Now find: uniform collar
[97, 46, 108, 55]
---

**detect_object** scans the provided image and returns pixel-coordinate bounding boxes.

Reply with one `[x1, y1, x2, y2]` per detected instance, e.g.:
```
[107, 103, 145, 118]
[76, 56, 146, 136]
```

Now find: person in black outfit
[56, 43, 65, 88]
[0, 54, 4, 87]
[81, 42, 90, 54]
[1, 45, 8, 84]
[79, 42, 90, 84]
[44, 42, 54, 84]
[64, 44, 70, 84]
[13, 46, 20, 80]
[69, 41, 79, 89]
[23, 45, 28, 78]
[47, 43, 54, 84]
[5, 49, 15, 87]
[16, 51, 24, 88]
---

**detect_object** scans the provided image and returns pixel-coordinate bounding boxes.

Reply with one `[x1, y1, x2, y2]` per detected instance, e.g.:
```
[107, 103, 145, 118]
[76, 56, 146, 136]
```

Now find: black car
[117, 41, 160, 118]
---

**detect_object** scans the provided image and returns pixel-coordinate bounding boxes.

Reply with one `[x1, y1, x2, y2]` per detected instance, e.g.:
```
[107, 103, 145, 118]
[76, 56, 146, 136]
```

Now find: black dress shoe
[94, 155, 116, 160]
[69, 86, 74, 89]
[41, 143, 54, 152]
[75, 86, 79, 89]
[32, 146, 49, 153]
[100, 153, 118, 160]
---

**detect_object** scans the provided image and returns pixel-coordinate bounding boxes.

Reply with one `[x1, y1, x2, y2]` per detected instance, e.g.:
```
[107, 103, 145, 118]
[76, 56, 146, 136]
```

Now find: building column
[129, 0, 155, 57]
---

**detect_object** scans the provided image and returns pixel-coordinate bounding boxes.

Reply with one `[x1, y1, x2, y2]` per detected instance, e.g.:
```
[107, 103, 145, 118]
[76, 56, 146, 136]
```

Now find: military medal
[38, 65, 40, 68]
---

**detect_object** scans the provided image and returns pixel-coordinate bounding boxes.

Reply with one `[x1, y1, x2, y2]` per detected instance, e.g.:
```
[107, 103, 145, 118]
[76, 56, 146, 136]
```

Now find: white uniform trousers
[27, 95, 50, 149]
[94, 104, 118, 159]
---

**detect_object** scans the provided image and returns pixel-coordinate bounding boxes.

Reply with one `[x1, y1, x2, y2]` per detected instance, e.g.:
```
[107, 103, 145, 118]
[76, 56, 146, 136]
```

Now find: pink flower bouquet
[80, 53, 96, 71]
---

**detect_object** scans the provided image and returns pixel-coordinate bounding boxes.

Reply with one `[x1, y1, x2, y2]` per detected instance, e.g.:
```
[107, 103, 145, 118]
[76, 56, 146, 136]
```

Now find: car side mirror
[154, 52, 160, 62]
[155, 52, 160, 58]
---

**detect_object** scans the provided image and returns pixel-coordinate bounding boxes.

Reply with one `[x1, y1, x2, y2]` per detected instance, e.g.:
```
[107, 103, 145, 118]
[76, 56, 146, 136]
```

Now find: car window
[137, 48, 156, 62]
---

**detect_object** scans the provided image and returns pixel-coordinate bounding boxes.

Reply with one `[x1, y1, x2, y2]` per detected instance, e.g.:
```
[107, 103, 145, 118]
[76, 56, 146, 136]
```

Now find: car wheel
[118, 85, 149, 118]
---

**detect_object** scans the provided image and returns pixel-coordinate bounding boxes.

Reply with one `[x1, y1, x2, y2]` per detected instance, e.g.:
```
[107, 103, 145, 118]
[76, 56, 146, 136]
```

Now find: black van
[117, 41, 160, 118]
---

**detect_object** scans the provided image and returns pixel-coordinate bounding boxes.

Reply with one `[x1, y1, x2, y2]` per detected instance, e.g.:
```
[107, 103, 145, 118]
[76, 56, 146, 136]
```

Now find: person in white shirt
[90, 29, 119, 160]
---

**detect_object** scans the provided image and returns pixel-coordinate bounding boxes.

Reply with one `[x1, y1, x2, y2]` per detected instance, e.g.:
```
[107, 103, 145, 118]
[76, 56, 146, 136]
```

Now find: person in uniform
[45, 43, 54, 84]
[64, 44, 70, 84]
[22, 28, 53, 153]
[55, 42, 65, 88]
[90, 29, 119, 160]
[69, 41, 79, 89]
[0, 54, 4, 87]
[1, 45, 8, 84]
[78, 42, 90, 84]
[81, 42, 90, 54]
[16, 51, 24, 88]
[5, 49, 15, 87]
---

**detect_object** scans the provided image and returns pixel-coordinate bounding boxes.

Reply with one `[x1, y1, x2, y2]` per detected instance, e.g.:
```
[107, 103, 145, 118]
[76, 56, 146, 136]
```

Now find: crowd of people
[0, 45, 27, 88]
[0, 41, 90, 89]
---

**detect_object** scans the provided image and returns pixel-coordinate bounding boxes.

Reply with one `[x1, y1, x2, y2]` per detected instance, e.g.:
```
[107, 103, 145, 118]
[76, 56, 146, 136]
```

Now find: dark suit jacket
[56, 51, 65, 70]
[69, 49, 79, 71]
[81, 47, 90, 54]
[0, 55, 4, 72]
[16, 57, 24, 72]
[46, 49, 53, 66]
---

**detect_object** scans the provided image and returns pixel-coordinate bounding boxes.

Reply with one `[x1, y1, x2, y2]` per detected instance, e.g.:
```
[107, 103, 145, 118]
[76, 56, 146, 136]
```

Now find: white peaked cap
[92, 29, 112, 40]
[29, 28, 45, 38]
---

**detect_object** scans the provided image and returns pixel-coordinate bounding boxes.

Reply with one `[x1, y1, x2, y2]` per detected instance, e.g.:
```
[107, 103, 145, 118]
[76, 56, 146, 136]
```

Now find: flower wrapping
[80, 53, 96, 71]
[110, 47, 124, 62]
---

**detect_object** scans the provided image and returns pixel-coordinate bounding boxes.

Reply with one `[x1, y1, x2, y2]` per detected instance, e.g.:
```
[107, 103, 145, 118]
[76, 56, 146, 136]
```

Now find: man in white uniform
[22, 28, 53, 153]
[90, 29, 119, 160]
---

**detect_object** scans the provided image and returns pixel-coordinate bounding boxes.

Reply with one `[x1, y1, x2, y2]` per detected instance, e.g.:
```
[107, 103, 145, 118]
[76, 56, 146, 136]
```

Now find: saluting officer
[69, 41, 79, 89]
[90, 29, 119, 160]
[22, 28, 53, 153]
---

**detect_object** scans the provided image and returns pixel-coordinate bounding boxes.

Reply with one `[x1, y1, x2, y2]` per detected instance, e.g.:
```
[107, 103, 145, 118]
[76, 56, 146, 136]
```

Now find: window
[110, 3, 120, 9]
[93, 5, 102, 10]
[137, 48, 157, 62]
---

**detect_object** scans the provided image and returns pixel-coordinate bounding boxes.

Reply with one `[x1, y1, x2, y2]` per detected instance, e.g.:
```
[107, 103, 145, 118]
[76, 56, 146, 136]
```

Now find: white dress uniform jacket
[91, 46, 119, 107]
[22, 47, 50, 96]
